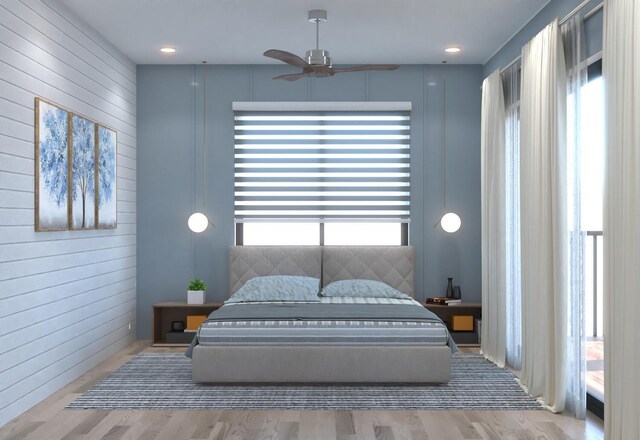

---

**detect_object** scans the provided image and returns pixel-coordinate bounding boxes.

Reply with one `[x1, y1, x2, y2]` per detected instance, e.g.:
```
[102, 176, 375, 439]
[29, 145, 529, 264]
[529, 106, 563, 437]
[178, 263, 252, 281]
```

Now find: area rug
[67, 353, 542, 410]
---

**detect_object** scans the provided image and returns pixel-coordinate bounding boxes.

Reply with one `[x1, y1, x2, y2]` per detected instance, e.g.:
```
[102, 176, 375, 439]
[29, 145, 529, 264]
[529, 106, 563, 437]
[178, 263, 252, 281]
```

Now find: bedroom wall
[0, 0, 136, 427]
[483, 0, 603, 77]
[137, 64, 483, 339]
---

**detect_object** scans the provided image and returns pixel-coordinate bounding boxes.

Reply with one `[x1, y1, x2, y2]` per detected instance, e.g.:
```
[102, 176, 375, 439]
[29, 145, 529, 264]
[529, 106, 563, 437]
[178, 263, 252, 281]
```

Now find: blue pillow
[226, 275, 321, 303]
[320, 279, 410, 300]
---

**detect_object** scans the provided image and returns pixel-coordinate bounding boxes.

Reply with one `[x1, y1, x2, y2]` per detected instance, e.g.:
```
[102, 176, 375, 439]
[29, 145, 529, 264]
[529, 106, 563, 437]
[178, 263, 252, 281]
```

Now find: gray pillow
[226, 275, 321, 303]
[321, 279, 410, 300]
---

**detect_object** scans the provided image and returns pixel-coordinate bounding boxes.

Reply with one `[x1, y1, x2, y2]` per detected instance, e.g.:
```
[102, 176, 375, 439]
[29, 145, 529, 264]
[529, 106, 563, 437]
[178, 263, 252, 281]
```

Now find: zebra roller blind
[233, 102, 411, 223]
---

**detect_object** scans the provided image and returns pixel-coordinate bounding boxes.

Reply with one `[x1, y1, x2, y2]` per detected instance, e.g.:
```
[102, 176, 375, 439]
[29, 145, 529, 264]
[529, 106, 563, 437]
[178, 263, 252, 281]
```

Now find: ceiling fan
[264, 10, 399, 81]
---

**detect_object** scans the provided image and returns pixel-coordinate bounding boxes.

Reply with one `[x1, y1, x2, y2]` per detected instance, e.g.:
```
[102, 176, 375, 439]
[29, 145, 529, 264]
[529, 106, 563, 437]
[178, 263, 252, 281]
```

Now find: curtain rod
[499, 0, 603, 74]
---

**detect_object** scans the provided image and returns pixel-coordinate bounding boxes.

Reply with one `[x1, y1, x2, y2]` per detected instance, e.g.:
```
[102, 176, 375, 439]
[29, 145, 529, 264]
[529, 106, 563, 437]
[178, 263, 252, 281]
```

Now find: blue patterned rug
[68, 353, 542, 410]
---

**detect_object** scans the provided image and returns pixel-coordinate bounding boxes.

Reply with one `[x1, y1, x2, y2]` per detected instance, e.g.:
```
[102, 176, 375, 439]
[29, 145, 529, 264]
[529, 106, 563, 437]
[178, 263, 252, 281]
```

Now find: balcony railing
[586, 231, 603, 338]
[586, 230, 603, 401]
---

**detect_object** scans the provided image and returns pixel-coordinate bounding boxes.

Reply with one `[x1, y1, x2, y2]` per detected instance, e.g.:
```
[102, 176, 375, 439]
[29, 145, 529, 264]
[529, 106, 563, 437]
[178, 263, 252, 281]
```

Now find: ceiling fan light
[440, 212, 461, 233]
[306, 49, 331, 66]
[188, 212, 209, 233]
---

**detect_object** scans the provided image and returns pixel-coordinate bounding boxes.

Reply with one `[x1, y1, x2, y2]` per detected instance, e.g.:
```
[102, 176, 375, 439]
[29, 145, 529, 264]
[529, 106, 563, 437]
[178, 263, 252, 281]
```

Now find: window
[233, 102, 411, 245]
[580, 61, 604, 407]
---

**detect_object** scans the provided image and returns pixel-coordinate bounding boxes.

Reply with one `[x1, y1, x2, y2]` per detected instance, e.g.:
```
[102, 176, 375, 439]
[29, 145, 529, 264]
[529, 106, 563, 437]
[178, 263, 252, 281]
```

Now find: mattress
[196, 297, 450, 347]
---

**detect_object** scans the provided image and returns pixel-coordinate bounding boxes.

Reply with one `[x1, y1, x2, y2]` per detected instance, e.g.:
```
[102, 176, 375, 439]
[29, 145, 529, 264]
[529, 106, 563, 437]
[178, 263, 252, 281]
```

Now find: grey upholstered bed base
[192, 246, 451, 384]
[192, 345, 451, 383]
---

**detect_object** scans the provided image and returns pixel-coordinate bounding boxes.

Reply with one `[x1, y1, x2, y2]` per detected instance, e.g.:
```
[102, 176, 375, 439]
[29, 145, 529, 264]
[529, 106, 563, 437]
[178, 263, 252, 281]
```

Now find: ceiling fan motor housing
[306, 49, 331, 66]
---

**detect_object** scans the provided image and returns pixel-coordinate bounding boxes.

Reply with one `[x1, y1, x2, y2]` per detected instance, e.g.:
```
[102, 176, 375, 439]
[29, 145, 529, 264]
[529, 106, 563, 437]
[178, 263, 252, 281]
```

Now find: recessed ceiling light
[160, 47, 176, 53]
[445, 47, 461, 53]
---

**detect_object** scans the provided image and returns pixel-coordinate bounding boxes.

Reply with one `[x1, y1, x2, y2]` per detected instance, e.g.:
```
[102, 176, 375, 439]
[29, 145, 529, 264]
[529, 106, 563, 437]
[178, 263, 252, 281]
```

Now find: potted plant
[187, 278, 207, 304]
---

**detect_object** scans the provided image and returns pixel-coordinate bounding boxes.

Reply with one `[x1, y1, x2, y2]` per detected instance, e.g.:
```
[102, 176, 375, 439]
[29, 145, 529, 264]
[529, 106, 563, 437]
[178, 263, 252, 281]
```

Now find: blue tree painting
[71, 115, 95, 229]
[97, 126, 117, 228]
[37, 99, 69, 230]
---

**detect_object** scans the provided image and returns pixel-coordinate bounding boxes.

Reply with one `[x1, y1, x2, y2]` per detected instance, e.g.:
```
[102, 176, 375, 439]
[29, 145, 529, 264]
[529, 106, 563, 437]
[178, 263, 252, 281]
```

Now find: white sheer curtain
[502, 64, 522, 371]
[561, 14, 587, 419]
[480, 70, 507, 367]
[603, 0, 640, 438]
[519, 18, 570, 413]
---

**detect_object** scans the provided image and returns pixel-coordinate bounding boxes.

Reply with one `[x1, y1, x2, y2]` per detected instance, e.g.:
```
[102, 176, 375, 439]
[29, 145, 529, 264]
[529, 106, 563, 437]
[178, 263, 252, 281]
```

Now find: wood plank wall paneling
[0, 0, 136, 427]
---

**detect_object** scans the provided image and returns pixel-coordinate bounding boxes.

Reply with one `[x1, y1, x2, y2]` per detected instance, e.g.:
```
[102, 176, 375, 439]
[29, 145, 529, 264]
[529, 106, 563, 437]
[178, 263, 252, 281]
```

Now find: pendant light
[439, 61, 461, 233]
[188, 61, 214, 233]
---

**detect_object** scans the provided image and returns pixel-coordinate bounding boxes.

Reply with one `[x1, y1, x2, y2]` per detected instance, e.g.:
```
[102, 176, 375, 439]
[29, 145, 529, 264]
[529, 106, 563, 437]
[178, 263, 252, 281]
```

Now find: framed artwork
[35, 98, 70, 231]
[96, 125, 117, 228]
[70, 114, 96, 229]
[34, 98, 118, 231]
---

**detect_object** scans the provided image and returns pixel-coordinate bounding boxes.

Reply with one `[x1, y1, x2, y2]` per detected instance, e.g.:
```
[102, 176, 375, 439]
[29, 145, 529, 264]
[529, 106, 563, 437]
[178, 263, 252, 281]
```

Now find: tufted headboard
[229, 245, 415, 297]
[322, 246, 415, 297]
[229, 246, 322, 294]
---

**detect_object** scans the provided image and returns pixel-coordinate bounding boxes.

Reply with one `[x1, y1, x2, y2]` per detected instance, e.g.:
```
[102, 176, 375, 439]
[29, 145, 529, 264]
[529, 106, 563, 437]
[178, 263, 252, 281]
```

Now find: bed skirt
[191, 344, 451, 383]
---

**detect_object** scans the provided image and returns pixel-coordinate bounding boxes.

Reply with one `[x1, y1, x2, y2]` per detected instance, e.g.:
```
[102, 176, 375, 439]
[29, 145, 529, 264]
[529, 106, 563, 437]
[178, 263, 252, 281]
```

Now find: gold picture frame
[34, 97, 71, 232]
[34, 97, 118, 231]
[96, 124, 118, 229]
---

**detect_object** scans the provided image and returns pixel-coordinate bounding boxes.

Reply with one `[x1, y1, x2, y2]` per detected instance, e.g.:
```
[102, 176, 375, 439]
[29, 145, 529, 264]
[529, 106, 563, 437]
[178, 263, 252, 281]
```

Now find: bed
[189, 246, 453, 383]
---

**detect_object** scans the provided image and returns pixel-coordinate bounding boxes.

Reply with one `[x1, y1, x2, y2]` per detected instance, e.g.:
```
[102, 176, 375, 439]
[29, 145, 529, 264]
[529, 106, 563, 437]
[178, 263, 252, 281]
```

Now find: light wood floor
[586, 338, 604, 400]
[0, 341, 604, 440]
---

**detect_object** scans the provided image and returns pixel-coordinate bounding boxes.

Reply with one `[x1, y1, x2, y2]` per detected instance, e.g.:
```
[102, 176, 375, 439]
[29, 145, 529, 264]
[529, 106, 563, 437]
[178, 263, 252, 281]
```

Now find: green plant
[188, 279, 207, 291]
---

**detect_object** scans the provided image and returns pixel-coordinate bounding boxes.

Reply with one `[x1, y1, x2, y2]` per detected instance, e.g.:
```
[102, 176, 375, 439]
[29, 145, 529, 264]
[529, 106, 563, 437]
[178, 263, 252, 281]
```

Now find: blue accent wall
[137, 64, 483, 338]
[483, 0, 603, 77]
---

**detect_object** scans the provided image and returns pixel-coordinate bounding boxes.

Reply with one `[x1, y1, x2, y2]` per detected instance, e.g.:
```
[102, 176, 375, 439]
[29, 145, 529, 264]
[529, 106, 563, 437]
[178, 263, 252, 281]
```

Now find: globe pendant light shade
[188, 212, 209, 233]
[440, 212, 461, 233]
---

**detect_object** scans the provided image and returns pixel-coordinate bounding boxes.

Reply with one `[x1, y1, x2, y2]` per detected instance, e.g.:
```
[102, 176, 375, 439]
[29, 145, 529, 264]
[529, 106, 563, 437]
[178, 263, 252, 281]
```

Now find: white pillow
[321, 279, 410, 299]
[226, 275, 321, 303]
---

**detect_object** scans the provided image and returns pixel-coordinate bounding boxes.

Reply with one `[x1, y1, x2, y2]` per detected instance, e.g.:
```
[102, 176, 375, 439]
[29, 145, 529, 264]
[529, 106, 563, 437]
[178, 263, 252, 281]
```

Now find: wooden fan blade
[273, 72, 311, 81]
[332, 64, 400, 73]
[264, 49, 309, 68]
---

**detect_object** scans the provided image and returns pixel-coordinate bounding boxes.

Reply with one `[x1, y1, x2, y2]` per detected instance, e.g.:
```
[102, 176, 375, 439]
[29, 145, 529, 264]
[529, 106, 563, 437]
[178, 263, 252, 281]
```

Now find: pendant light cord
[202, 61, 207, 212]
[192, 66, 197, 215]
[442, 61, 447, 210]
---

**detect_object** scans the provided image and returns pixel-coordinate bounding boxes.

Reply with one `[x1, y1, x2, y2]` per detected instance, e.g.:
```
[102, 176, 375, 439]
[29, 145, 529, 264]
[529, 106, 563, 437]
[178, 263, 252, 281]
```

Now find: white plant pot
[187, 290, 206, 304]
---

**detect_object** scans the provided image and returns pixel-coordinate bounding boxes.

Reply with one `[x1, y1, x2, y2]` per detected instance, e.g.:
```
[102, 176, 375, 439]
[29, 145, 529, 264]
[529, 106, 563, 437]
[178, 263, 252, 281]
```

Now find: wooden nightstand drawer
[451, 314, 474, 331]
[424, 302, 482, 346]
[152, 302, 223, 347]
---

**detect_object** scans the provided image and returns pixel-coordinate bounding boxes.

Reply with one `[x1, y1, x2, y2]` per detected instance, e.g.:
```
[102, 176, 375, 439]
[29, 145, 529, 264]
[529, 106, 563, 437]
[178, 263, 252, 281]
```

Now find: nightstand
[152, 302, 223, 347]
[424, 302, 482, 346]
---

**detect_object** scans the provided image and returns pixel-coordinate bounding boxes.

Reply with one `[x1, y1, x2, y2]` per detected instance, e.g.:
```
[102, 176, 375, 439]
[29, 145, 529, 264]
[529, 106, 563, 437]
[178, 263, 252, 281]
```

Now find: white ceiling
[59, 0, 549, 65]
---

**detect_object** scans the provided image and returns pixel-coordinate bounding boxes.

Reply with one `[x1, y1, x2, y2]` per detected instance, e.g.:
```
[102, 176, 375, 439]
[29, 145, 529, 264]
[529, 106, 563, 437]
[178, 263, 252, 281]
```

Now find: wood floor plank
[22, 410, 93, 440]
[189, 410, 222, 440]
[61, 410, 110, 439]
[0, 421, 43, 440]
[388, 410, 424, 439]
[465, 411, 528, 440]
[78, 409, 138, 440]
[409, 429, 429, 440]
[98, 424, 130, 440]
[417, 411, 465, 440]
[131, 410, 175, 440]
[215, 410, 254, 440]
[335, 410, 356, 437]
[298, 410, 337, 440]
[207, 421, 230, 440]
[155, 411, 200, 440]
[275, 421, 299, 440]
[373, 425, 395, 440]
[350, 411, 377, 440]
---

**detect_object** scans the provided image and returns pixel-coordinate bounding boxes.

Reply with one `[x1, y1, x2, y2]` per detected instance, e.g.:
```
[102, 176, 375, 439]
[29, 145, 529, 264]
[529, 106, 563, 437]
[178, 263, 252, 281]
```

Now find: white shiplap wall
[0, 0, 136, 426]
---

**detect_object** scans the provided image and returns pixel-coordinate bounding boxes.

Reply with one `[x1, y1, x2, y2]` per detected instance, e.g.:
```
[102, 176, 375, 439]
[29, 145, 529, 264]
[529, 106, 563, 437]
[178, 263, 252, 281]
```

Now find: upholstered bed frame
[191, 246, 451, 383]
